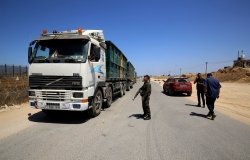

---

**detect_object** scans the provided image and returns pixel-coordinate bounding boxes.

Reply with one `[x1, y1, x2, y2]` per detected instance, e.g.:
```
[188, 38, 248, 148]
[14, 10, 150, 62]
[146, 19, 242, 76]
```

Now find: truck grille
[29, 75, 82, 90]
[36, 90, 71, 102]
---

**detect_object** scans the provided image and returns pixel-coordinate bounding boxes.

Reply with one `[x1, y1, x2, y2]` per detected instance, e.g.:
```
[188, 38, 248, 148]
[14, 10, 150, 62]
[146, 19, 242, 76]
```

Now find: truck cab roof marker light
[42, 29, 48, 35]
[77, 28, 84, 35]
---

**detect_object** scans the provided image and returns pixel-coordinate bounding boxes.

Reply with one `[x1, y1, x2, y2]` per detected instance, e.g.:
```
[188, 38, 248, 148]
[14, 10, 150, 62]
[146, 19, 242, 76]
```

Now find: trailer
[126, 61, 135, 91]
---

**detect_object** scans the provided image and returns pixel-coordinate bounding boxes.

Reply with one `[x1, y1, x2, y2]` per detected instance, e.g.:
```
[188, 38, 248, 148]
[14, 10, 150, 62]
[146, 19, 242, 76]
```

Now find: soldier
[194, 73, 205, 107]
[205, 73, 221, 120]
[140, 75, 151, 120]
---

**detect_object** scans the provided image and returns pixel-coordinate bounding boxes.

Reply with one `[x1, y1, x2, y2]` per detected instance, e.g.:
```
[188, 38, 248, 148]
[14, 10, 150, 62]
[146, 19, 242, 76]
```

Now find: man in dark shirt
[205, 73, 221, 120]
[140, 75, 152, 120]
[194, 73, 205, 107]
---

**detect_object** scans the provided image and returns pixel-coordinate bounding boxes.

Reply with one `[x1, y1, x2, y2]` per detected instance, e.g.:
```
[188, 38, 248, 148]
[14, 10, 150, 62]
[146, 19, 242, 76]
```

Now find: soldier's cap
[144, 75, 150, 79]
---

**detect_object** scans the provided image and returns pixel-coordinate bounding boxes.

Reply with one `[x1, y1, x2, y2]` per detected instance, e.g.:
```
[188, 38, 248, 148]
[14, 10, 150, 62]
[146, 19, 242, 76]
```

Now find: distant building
[233, 50, 250, 68]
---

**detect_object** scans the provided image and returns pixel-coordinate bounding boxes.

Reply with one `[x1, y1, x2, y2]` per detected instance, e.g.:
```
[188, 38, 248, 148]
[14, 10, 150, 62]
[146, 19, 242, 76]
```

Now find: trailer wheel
[104, 86, 112, 108]
[119, 84, 124, 97]
[123, 84, 126, 95]
[89, 89, 103, 117]
[126, 83, 130, 91]
[130, 85, 133, 89]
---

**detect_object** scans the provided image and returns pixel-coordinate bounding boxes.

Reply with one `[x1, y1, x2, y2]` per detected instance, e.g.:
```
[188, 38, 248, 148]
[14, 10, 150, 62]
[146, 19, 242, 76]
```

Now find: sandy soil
[191, 82, 250, 125]
[0, 103, 39, 139]
[152, 78, 250, 125]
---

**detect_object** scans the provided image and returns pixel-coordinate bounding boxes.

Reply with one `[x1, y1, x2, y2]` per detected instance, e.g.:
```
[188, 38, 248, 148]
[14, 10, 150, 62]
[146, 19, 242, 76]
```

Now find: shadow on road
[28, 111, 90, 124]
[190, 112, 208, 119]
[185, 104, 200, 107]
[161, 91, 189, 97]
[128, 114, 144, 119]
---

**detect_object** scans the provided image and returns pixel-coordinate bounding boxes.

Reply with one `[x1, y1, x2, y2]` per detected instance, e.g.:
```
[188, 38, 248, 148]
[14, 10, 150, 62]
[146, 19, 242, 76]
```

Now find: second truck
[28, 29, 136, 117]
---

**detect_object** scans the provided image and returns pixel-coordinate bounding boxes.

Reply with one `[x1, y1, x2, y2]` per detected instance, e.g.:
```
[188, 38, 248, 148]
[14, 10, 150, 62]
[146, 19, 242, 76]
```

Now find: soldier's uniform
[140, 81, 151, 119]
[194, 77, 205, 107]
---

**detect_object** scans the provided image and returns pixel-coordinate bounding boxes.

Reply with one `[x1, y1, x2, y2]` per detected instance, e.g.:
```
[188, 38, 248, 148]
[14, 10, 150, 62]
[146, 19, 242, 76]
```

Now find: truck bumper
[29, 89, 92, 111]
[29, 100, 90, 111]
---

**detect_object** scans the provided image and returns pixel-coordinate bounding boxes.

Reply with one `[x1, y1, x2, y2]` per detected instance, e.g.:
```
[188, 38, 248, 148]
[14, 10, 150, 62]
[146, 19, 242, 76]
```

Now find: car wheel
[168, 89, 174, 96]
[187, 91, 192, 96]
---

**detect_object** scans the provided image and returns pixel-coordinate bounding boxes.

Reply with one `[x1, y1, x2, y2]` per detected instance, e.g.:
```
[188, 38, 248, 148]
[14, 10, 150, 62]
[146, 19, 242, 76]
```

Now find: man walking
[194, 73, 205, 107]
[140, 75, 151, 120]
[205, 73, 221, 120]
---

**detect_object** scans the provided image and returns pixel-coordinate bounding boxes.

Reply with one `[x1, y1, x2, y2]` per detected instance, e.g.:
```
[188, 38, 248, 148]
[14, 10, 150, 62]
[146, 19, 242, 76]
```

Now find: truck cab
[28, 29, 135, 117]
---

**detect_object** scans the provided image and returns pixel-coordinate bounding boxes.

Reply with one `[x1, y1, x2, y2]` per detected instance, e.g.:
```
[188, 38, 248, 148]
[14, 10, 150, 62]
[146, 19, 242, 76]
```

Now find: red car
[163, 77, 192, 96]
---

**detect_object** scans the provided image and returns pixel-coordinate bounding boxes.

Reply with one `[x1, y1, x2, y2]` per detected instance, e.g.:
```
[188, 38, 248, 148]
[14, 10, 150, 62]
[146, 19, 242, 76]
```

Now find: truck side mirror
[28, 46, 33, 63]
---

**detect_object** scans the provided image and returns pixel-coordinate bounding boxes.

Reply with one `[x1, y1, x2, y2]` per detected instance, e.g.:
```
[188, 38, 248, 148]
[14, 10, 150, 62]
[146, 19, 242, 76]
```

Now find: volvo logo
[72, 82, 81, 86]
[45, 78, 63, 86]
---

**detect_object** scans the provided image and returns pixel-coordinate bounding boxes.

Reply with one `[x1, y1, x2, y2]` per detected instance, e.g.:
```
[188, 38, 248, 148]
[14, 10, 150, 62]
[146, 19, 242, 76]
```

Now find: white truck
[28, 29, 135, 117]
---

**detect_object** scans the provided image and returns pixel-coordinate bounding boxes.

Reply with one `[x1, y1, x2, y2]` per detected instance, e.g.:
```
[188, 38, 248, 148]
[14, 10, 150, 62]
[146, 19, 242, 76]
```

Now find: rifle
[133, 89, 141, 100]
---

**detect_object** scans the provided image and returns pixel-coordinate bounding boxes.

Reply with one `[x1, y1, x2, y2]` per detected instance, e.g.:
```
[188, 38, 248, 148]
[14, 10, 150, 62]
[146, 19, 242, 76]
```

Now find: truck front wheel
[89, 90, 103, 117]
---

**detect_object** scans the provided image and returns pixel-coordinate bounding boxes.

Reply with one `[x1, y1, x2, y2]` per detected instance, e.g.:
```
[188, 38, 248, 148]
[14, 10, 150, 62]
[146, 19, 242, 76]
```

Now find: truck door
[89, 43, 106, 86]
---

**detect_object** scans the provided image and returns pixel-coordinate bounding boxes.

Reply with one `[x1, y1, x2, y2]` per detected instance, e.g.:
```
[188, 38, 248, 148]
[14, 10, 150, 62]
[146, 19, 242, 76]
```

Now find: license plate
[45, 103, 60, 110]
[180, 85, 187, 87]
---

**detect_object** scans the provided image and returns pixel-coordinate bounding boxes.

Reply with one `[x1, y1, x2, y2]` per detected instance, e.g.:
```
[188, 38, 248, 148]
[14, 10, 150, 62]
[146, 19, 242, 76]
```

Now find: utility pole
[205, 62, 208, 74]
[180, 68, 182, 76]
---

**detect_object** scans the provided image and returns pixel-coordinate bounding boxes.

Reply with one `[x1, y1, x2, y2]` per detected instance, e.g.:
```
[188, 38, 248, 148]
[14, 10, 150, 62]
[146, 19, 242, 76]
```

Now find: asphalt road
[0, 82, 249, 160]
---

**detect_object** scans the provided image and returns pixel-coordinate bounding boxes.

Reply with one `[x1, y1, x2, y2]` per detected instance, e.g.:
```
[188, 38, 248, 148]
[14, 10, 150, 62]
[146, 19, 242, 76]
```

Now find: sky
[0, 0, 250, 76]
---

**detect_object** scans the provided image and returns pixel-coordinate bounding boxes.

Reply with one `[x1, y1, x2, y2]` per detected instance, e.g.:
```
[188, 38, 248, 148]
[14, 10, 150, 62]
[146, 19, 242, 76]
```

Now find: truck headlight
[73, 92, 83, 98]
[29, 91, 35, 96]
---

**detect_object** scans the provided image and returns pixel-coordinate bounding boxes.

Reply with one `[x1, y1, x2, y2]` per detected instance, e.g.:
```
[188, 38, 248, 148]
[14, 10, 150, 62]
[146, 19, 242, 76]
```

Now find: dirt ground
[152, 78, 250, 125]
[0, 103, 39, 139]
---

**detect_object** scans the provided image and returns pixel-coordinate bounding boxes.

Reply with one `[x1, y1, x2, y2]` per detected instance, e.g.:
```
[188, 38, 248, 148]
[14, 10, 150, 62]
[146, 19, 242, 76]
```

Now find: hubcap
[94, 93, 102, 109]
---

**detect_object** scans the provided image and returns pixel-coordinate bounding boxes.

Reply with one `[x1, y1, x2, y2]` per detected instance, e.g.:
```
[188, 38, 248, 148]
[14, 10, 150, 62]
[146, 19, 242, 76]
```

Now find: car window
[177, 79, 188, 82]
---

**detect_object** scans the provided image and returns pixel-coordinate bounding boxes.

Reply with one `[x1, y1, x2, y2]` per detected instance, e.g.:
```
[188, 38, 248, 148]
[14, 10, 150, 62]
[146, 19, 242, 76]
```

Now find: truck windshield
[32, 39, 89, 63]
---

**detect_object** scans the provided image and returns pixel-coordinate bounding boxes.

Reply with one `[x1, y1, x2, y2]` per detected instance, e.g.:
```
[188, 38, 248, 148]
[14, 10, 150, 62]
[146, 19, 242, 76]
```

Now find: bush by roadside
[0, 77, 28, 108]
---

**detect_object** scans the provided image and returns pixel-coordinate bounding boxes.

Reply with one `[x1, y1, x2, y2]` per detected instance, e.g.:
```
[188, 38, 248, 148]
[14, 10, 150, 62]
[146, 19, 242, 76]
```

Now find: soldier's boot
[140, 114, 146, 118]
[206, 112, 212, 118]
[143, 114, 151, 120]
[211, 114, 216, 120]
